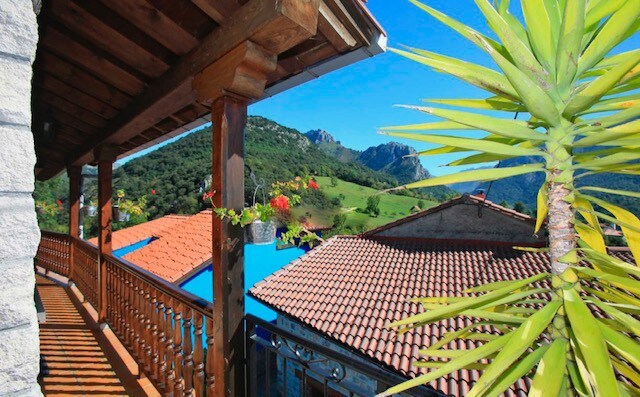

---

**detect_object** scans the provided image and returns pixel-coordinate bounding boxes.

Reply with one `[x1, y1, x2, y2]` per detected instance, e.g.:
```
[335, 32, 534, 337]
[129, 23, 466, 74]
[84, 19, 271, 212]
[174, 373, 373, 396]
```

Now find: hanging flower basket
[113, 206, 130, 222]
[84, 205, 97, 217]
[247, 219, 277, 245]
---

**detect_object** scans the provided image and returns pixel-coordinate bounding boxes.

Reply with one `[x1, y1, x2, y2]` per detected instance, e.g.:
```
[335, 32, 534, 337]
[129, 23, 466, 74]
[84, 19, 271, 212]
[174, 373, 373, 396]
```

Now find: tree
[417, 199, 425, 209]
[513, 201, 526, 214]
[366, 195, 381, 217]
[379, 1, 640, 396]
[330, 175, 339, 187]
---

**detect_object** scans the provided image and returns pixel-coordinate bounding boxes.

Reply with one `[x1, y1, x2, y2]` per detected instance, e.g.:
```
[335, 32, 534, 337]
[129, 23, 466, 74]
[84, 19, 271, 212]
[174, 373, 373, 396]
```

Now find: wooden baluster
[139, 285, 149, 372]
[193, 313, 205, 397]
[174, 303, 184, 395]
[183, 308, 194, 396]
[165, 299, 176, 397]
[118, 268, 127, 340]
[150, 293, 160, 382]
[144, 290, 153, 374]
[157, 294, 167, 389]
[132, 281, 141, 364]
[205, 317, 215, 396]
[126, 272, 134, 349]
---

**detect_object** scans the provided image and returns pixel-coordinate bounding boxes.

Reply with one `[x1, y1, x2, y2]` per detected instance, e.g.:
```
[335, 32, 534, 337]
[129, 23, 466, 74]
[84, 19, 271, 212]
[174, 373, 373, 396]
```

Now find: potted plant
[205, 176, 321, 245]
[85, 198, 97, 217]
[116, 194, 147, 223]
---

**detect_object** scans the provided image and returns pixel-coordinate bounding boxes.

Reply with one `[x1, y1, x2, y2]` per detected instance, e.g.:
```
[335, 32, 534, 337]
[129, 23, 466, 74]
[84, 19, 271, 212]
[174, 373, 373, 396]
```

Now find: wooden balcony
[36, 231, 214, 396]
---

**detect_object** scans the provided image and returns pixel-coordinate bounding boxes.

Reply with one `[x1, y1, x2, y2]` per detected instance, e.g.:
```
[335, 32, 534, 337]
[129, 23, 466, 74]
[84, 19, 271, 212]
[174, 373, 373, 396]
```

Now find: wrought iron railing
[245, 314, 441, 397]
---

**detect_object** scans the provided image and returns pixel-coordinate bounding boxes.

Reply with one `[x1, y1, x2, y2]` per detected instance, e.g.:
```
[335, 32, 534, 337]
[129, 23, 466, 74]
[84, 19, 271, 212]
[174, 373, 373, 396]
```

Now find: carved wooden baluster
[205, 317, 214, 396]
[150, 292, 160, 382]
[193, 313, 205, 397]
[157, 293, 167, 389]
[173, 303, 184, 395]
[183, 307, 194, 396]
[119, 268, 127, 340]
[143, 289, 152, 374]
[132, 280, 142, 364]
[165, 298, 176, 397]
[139, 285, 150, 373]
[126, 272, 135, 349]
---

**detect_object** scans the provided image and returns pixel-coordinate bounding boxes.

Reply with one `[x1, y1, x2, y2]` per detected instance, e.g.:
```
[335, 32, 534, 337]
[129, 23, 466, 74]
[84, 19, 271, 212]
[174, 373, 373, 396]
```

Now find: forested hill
[113, 116, 444, 219]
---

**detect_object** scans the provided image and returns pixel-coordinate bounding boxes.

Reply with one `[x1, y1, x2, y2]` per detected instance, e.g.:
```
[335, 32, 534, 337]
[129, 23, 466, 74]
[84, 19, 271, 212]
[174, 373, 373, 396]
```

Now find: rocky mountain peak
[305, 129, 336, 144]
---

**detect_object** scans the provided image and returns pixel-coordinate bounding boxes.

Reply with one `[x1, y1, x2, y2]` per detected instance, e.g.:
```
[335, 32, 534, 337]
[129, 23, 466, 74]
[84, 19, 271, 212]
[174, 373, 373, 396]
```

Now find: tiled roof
[88, 214, 189, 250]
[88, 212, 211, 283]
[249, 236, 634, 397]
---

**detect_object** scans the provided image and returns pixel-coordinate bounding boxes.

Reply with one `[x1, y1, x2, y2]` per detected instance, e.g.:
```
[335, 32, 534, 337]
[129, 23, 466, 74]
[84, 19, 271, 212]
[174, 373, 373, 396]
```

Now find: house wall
[0, 1, 42, 395]
[276, 316, 413, 396]
[373, 203, 546, 245]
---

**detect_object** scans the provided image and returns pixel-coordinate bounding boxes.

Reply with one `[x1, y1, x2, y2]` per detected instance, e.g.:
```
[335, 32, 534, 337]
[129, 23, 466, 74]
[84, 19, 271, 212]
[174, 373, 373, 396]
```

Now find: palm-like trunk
[547, 177, 576, 275]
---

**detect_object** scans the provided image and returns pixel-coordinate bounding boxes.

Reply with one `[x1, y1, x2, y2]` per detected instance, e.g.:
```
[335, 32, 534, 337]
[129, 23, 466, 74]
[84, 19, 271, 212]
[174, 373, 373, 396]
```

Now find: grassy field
[292, 176, 437, 233]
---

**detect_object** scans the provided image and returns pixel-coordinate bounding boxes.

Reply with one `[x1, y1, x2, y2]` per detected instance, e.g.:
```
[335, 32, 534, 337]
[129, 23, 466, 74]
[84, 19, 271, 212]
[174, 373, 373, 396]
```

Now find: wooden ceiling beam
[35, 76, 120, 120]
[41, 26, 145, 96]
[98, 0, 199, 55]
[66, 0, 319, 169]
[318, 2, 357, 52]
[49, 0, 170, 78]
[40, 92, 108, 128]
[34, 52, 131, 110]
[190, 0, 244, 24]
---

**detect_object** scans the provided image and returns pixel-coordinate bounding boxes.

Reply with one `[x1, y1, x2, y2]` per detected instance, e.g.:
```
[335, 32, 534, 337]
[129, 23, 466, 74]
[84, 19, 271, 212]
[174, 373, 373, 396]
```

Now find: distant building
[249, 194, 633, 396]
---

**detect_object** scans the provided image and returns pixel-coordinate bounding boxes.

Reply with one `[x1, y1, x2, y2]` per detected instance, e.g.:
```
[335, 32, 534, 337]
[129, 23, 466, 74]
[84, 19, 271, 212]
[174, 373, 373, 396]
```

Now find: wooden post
[95, 145, 117, 324]
[68, 166, 82, 281]
[211, 95, 247, 397]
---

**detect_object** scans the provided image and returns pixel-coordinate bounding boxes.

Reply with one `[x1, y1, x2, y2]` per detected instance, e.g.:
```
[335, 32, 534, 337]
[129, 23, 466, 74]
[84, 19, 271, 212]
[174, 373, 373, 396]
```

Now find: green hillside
[294, 176, 437, 233]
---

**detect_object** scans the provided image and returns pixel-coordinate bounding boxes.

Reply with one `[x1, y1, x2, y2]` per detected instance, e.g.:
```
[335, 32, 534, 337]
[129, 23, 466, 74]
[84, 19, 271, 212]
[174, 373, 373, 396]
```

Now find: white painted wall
[0, 1, 42, 395]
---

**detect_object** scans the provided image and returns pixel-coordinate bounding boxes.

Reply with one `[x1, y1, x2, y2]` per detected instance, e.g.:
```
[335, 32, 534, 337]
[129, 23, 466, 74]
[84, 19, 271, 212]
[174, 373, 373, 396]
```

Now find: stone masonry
[0, 1, 42, 396]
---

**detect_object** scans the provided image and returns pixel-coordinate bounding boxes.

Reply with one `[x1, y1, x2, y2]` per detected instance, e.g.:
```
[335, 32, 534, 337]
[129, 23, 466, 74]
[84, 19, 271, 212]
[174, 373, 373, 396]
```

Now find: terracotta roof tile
[249, 235, 633, 396]
[88, 212, 212, 283]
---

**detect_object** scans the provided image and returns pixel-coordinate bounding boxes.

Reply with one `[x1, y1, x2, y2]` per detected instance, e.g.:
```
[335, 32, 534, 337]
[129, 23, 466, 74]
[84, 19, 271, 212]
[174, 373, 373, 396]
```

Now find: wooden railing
[36, 231, 70, 277]
[36, 232, 217, 396]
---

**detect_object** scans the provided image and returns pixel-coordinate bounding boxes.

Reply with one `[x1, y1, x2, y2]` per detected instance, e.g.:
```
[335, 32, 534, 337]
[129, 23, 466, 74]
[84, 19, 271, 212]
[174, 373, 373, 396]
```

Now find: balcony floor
[36, 274, 159, 396]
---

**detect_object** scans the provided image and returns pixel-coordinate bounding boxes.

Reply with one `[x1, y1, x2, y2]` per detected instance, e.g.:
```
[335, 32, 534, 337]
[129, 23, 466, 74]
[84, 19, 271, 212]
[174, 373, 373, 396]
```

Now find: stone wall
[0, 1, 42, 396]
[373, 202, 547, 245]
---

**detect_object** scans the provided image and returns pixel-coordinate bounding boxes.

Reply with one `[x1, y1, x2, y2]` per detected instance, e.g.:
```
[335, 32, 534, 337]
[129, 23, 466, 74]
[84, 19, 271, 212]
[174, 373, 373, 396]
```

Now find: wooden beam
[190, 0, 243, 24]
[193, 41, 277, 104]
[98, 0, 199, 55]
[36, 75, 121, 119]
[95, 145, 117, 323]
[68, 166, 82, 281]
[41, 92, 108, 128]
[211, 95, 247, 397]
[64, 0, 318, 170]
[318, 1, 357, 52]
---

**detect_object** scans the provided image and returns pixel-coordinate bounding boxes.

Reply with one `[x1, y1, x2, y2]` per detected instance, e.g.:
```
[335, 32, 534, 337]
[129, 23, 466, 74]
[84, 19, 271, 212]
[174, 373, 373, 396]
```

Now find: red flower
[308, 179, 319, 190]
[202, 191, 214, 201]
[56, 199, 63, 208]
[151, 189, 156, 195]
[270, 195, 290, 211]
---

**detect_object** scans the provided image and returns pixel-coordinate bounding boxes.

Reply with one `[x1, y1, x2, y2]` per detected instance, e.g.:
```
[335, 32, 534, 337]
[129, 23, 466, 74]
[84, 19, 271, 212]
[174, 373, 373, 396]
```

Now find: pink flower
[270, 195, 290, 211]
[308, 179, 319, 190]
[56, 199, 63, 208]
[151, 189, 156, 195]
[202, 191, 214, 201]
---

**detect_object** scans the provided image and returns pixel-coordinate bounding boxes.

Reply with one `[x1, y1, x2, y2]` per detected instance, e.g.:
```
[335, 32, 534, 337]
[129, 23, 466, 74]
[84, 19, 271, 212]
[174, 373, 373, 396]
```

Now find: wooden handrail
[40, 233, 217, 395]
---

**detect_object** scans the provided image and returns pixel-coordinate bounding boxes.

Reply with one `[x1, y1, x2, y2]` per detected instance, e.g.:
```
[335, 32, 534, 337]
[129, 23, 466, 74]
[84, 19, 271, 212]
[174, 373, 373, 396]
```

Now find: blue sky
[122, 1, 639, 176]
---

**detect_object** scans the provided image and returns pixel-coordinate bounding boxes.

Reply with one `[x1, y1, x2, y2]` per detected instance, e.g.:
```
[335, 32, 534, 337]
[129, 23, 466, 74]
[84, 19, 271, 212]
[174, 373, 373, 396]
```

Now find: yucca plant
[378, 0, 640, 396]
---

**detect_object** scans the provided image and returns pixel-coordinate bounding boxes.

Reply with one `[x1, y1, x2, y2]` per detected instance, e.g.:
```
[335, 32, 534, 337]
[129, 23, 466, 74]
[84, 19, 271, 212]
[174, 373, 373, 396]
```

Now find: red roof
[88, 212, 212, 283]
[249, 235, 634, 396]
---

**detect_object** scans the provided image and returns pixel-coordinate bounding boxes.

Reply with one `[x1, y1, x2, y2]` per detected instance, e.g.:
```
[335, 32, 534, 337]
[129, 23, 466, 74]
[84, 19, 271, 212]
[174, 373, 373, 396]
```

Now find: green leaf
[381, 132, 543, 157]
[578, 0, 640, 76]
[578, 267, 640, 296]
[579, 186, 640, 199]
[376, 332, 514, 397]
[387, 272, 549, 329]
[528, 339, 568, 397]
[426, 97, 526, 112]
[565, 288, 620, 397]
[597, 320, 640, 370]
[399, 105, 547, 141]
[575, 221, 607, 253]
[447, 152, 516, 166]
[401, 164, 545, 190]
[466, 300, 562, 396]
[588, 296, 640, 335]
[586, 103, 640, 128]
[556, 0, 586, 89]
[473, 34, 562, 126]
[522, 0, 557, 75]
[582, 195, 640, 262]
[581, 248, 640, 278]
[585, 0, 627, 30]
[565, 54, 640, 116]
[579, 94, 640, 116]
[535, 183, 549, 233]
[576, 152, 640, 169]
[474, 0, 551, 89]
[484, 344, 550, 396]
[380, 120, 472, 132]
[390, 48, 521, 101]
